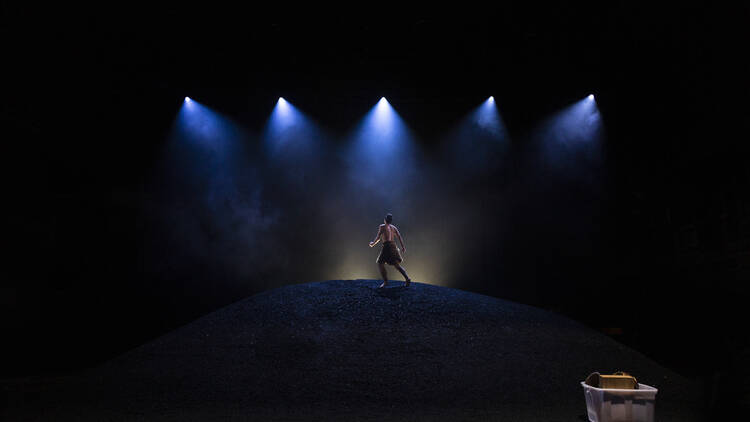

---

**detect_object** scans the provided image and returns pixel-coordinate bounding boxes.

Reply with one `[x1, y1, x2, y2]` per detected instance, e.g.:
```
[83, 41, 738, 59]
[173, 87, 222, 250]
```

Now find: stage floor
[2, 280, 704, 421]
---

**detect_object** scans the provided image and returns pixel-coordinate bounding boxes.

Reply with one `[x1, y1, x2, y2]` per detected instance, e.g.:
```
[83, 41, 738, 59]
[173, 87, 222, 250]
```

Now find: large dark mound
[2, 280, 703, 421]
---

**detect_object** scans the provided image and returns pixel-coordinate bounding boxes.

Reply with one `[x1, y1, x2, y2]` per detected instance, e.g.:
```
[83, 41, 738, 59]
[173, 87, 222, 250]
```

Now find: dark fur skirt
[377, 241, 402, 265]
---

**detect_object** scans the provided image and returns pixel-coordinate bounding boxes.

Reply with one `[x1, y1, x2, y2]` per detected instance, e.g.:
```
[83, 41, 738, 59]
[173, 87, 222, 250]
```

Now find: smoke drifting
[150, 95, 604, 305]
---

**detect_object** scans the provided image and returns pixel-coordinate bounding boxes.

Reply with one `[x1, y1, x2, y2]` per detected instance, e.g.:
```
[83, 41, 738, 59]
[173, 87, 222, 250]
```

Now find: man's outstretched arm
[369, 226, 383, 247]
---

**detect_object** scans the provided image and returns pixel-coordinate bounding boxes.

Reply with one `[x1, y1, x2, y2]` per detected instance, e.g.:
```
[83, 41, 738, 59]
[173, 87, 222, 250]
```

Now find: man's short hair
[385, 213, 393, 224]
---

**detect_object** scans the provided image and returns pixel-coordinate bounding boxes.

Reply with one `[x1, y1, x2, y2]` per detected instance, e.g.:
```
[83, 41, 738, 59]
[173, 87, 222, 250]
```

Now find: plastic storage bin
[581, 381, 658, 422]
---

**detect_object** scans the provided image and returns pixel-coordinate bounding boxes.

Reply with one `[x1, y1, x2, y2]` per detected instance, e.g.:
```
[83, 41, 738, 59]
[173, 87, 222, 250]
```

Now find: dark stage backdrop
[4, 7, 749, 415]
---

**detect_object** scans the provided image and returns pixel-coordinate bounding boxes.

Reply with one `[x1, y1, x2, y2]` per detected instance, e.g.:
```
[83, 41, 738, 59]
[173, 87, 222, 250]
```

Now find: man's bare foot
[405, 278, 411, 287]
[379, 281, 387, 288]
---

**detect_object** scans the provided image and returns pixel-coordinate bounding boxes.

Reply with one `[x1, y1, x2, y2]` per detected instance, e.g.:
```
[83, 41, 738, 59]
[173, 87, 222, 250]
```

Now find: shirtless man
[369, 213, 411, 288]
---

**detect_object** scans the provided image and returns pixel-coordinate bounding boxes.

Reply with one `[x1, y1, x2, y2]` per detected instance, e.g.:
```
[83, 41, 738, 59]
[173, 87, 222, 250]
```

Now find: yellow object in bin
[585, 372, 639, 389]
[581, 371, 657, 422]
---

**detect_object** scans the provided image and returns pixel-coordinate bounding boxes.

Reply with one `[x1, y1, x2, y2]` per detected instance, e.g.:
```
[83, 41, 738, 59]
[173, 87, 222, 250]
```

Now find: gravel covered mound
[2, 280, 704, 421]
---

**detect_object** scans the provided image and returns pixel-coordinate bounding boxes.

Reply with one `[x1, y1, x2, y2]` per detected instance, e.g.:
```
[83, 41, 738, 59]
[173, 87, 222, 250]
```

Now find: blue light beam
[173, 97, 241, 154]
[352, 97, 415, 155]
[442, 96, 510, 175]
[262, 97, 321, 161]
[347, 97, 418, 173]
[344, 97, 421, 203]
[533, 95, 604, 179]
[167, 96, 254, 203]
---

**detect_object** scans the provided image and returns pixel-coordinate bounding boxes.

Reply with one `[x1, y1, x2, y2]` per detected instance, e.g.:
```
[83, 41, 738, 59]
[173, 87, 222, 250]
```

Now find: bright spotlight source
[275, 96, 292, 118]
[488, 96, 495, 102]
[374, 97, 393, 122]
[185, 96, 191, 102]
[588, 94, 595, 100]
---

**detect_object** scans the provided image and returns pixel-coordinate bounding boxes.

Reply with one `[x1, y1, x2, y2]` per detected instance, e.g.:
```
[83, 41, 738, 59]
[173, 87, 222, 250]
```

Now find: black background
[4, 3, 749, 410]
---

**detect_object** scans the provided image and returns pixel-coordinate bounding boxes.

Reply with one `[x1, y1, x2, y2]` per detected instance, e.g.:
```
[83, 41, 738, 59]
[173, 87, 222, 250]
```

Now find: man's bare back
[378, 223, 399, 243]
[369, 223, 404, 252]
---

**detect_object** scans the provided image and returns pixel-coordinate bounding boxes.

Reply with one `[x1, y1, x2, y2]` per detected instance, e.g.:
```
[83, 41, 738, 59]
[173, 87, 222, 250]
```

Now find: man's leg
[394, 263, 411, 286]
[378, 262, 388, 288]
